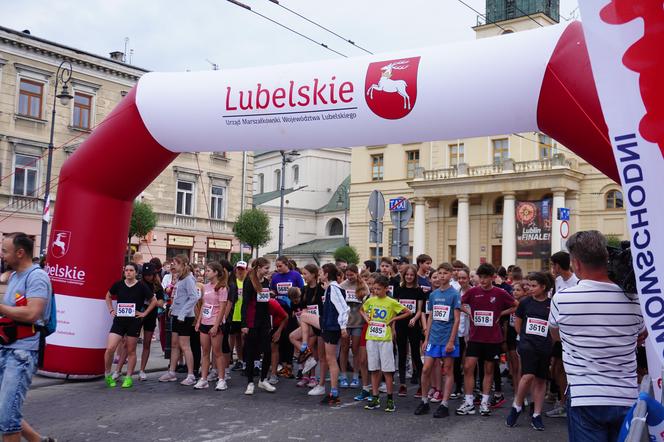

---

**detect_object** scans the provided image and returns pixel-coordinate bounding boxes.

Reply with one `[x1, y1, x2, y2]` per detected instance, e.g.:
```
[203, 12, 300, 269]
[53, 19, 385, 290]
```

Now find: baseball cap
[142, 263, 156, 275]
[235, 261, 247, 269]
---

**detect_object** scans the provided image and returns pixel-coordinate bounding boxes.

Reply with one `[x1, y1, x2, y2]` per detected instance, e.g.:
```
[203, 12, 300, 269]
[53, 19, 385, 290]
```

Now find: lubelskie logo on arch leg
[365, 56, 420, 120]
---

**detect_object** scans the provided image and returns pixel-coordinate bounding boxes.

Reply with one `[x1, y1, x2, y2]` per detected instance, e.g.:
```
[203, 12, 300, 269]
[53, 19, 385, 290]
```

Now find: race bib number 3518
[473, 310, 493, 327]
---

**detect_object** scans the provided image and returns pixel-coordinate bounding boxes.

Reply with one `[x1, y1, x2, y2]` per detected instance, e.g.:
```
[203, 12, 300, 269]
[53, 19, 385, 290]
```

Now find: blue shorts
[0, 348, 38, 434]
[424, 343, 459, 359]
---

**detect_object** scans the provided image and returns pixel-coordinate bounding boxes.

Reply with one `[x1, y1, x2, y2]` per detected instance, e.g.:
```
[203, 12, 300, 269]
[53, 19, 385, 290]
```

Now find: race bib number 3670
[117, 303, 136, 317]
[473, 310, 493, 327]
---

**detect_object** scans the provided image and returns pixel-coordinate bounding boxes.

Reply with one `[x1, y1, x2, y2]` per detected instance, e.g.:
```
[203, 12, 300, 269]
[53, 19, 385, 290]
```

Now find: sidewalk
[31, 340, 169, 389]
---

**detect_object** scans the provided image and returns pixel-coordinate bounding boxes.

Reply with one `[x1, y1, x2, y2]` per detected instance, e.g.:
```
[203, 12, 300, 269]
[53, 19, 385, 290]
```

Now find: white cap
[235, 260, 247, 269]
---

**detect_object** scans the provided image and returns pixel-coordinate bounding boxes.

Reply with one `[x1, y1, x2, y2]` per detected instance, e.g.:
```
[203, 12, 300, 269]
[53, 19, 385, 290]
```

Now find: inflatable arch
[41, 21, 622, 376]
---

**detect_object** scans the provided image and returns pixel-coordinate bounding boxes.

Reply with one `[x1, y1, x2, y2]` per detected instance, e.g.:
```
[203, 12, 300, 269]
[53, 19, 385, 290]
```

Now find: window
[492, 138, 509, 164]
[274, 169, 281, 191]
[406, 150, 420, 178]
[327, 218, 343, 236]
[176, 180, 195, 216]
[448, 245, 456, 262]
[292, 165, 299, 185]
[494, 197, 504, 215]
[210, 186, 225, 219]
[13, 154, 39, 196]
[371, 154, 384, 181]
[257, 173, 264, 193]
[18, 79, 43, 118]
[538, 134, 555, 159]
[449, 143, 465, 167]
[73, 92, 92, 129]
[606, 190, 624, 209]
[450, 199, 458, 217]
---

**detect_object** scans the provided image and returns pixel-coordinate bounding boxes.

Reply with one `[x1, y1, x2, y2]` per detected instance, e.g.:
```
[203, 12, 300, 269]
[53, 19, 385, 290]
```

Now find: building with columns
[348, 1, 626, 272]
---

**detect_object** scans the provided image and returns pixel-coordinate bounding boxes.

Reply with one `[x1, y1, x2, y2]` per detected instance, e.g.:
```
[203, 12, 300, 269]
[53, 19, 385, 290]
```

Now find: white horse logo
[52, 232, 69, 257]
[366, 60, 411, 109]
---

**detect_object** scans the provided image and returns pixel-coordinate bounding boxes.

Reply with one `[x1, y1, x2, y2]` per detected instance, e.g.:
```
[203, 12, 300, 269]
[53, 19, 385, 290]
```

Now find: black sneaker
[531, 414, 544, 431]
[414, 402, 430, 415]
[490, 393, 506, 408]
[433, 404, 449, 418]
[231, 361, 243, 371]
[506, 406, 521, 427]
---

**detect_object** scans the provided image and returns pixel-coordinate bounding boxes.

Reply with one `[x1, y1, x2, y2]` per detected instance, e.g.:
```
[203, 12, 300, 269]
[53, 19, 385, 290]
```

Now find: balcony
[0, 195, 44, 214]
[157, 213, 231, 233]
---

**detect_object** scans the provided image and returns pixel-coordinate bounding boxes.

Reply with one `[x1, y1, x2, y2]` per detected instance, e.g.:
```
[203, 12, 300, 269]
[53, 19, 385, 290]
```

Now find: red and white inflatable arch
[41, 4, 664, 377]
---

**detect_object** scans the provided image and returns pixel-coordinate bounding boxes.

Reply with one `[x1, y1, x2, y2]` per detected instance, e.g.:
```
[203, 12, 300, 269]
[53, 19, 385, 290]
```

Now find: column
[428, 199, 440, 264]
[551, 187, 567, 254]
[501, 192, 517, 267]
[412, 197, 426, 258]
[456, 194, 470, 265]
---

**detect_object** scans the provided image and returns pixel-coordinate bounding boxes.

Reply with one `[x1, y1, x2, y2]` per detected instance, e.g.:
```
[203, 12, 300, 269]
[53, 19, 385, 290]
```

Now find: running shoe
[449, 392, 462, 400]
[479, 403, 491, 416]
[181, 374, 196, 386]
[232, 360, 244, 371]
[207, 369, 219, 382]
[545, 402, 567, 418]
[121, 376, 133, 389]
[427, 387, 436, 399]
[302, 356, 318, 374]
[385, 398, 396, 413]
[297, 347, 312, 364]
[350, 378, 360, 388]
[455, 402, 476, 415]
[105, 375, 116, 388]
[414, 387, 422, 399]
[138, 371, 147, 381]
[245, 382, 255, 395]
[531, 415, 545, 431]
[308, 385, 326, 396]
[258, 379, 276, 392]
[414, 402, 430, 415]
[194, 379, 209, 389]
[506, 406, 521, 427]
[339, 376, 350, 388]
[433, 404, 449, 418]
[490, 393, 506, 408]
[158, 371, 177, 382]
[268, 375, 279, 385]
[364, 397, 381, 410]
[378, 382, 388, 393]
[430, 390, 443, 403]
[320, 394, 340, 406]
[296, 377, 310, 387]
[354, 389, 371, 401]
[307, 378, 319, 388]
[215, 379, 228, 391]
[111, 371, 120, 381]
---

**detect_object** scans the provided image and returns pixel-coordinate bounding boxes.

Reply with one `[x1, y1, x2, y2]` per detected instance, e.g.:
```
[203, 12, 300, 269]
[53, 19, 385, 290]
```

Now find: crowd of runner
[102, 234, 646, 434]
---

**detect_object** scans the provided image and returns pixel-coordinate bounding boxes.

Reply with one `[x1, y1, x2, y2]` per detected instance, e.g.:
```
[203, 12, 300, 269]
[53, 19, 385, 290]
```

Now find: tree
[127, 200, 157, 261]
[233, 208, 271, 256]
[334, 245, 360, 265]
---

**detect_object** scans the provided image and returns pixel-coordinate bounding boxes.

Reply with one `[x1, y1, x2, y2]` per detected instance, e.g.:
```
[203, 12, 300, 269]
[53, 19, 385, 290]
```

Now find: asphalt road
[23, 371, 567, 442]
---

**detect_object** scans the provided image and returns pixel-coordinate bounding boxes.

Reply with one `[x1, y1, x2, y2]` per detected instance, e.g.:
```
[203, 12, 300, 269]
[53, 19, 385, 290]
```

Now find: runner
[424, 266, 443, 401]
[451, 267, 470, 399]
[104, 263, 156, 388]
[228, 261, 247, 373]
[339, 264, 369, 388]
[193, 262, 229, 390]
[506, 272, 554, 431]
[353, 272, 377, 402]
[414, 263, 461, 418]
[393, 264, 425, 396]
[271, 256, 304, 301]
[456, 263, 517, 416]
[137, 263, 164, 381]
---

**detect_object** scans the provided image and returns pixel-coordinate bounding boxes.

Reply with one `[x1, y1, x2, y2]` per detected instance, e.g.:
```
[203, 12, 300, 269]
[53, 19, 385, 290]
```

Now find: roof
[317, 176, 350, 213]
[278, 237, 347, 255]
[253, 188, 297, 206]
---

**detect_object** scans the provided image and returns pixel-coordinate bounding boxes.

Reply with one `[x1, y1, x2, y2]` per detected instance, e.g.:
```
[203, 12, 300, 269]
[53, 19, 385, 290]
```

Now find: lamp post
[39, 61, 73, 257]
[336, 183, 350, 245]
[277, 150, 300, 256]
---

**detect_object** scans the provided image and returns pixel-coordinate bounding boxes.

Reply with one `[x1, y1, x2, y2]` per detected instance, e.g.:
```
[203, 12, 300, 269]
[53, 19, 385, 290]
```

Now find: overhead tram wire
[266, 0, 373, 55]
[513, 4, 545, 27]
[455, 0, 508, 32]
[226, 0, 348, 58]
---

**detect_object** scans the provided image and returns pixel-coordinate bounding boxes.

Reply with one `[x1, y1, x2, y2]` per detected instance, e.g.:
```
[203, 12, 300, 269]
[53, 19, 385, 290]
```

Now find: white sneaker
[268, 375, 279, 385]
[138, 371, 147, 381]
[245, 382, 255, 395]
[158, 371, 177, 382]
[258, 379, 276, 392]
[216, 379, 228, 391]
[308, 385, 326, 396]
[207, 369, 219, 382]
[111, 371, 120, 381]
[302, 356, 317, 374]
[180, 375, 196, 386]
[194, 379, 209, 389]
[379, 382, 387, 393]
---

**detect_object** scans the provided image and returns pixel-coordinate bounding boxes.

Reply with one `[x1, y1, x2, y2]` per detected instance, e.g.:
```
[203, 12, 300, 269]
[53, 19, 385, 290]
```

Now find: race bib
[257, 289, 270, 302]
[117, 303, 136, 317]
[346, 290, 359, 303]
[421, 285, 432, 294]
[367, 321, 387, 339]
[473, 310, 494, 327]
[400, 299, 416, 313]
[307, 304, 319, 317]
[525, 317, 549, 337]
[432, 304, 450, 322]
[276, 282, 292, 295]
[509, 313, 516, 328]
[202, 303, 214, 319]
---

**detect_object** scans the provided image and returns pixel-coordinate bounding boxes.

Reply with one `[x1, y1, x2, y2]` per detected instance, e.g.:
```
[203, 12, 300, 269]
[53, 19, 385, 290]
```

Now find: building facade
[0, 26, 251, 264]
[348, 2, 626, 273]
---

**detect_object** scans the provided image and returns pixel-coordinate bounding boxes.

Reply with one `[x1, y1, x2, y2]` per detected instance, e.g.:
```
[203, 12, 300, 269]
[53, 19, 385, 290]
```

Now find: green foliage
[129, 201, 157, 239]
[605, 234, 622, 249]
[233, 208, 271, 252]
[333, 245, 360, 265]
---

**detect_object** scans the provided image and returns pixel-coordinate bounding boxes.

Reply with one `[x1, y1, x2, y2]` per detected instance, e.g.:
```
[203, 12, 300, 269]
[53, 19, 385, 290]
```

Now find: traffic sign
[560, 220, 570, 239]
[368, 190, 385, 220]
[557, 207, 570, 221]
[389, 197, 408, 212]
[390, 198, 412, 227]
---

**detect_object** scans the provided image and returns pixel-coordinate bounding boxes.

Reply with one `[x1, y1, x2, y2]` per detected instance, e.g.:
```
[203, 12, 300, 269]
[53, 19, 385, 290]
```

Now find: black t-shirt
[109, 280, 154, 313]
[516, 296, 552, 352]
[301, 284, 325, 310]
[393, 285, 425, 319]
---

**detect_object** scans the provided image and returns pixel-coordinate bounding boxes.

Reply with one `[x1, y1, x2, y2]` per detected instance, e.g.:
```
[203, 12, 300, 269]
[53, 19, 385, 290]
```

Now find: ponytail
[249, 257, 269, 292]
[206, 261, 228, 291]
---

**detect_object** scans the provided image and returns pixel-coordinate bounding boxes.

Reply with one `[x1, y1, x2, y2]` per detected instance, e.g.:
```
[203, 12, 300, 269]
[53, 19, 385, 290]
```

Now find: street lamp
[277, 150, 300, 256]
[40, 61, 73, 257]
[336, 183, 350, 245]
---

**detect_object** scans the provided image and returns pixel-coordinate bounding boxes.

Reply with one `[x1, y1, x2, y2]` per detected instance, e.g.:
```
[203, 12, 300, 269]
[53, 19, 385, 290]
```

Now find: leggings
[396, 320, 423, 385]
[190, 329, 201, 374]
[453, 337, 466, 393]
[244, 327, 271, 383]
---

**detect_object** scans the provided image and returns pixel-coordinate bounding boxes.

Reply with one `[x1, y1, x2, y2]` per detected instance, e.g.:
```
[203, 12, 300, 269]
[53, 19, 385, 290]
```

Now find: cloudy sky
[3, 0, 579, 72]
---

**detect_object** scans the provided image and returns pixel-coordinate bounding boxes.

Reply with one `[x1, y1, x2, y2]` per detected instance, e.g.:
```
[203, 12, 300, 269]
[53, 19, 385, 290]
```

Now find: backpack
[18, 267, 56, 367]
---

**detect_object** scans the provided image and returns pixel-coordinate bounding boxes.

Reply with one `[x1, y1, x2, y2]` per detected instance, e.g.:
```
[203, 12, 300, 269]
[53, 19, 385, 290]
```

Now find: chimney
[109, 51, 124, 62]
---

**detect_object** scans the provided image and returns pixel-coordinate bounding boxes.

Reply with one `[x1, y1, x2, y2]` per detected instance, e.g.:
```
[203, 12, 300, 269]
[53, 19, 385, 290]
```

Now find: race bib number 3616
[525, 317, 549, 337]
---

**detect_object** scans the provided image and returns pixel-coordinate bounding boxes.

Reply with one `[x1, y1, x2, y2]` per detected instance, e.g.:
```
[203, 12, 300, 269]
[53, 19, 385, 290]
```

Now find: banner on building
[515, 199, 552, 259]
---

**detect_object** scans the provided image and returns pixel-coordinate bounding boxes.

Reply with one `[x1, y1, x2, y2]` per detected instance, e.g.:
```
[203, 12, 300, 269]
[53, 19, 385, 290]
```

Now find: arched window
[494, 197, 504, 215]
[450, 199, 458, 217]
[606, 190, 624, 209]
[327, 218, 344, 236]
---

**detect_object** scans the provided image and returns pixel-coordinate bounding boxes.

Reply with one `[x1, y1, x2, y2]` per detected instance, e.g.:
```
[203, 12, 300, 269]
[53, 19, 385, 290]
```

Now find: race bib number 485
[473, 310, 493, 327]
[367, 321, 387, 339]
[117, 303, 136, 317]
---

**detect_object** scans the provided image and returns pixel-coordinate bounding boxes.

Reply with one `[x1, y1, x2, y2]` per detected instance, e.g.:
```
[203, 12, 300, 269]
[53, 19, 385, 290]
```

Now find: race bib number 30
[400, 299, 416, 313]
[257, 289, 270, 302]
[202, 303, 214, 319]
[117, 303, 136, 317]
[473, 310, 494, 327]
[525, 317, 549, 337]
[432, 304, 450, 322]
[367, 321, 387, 339]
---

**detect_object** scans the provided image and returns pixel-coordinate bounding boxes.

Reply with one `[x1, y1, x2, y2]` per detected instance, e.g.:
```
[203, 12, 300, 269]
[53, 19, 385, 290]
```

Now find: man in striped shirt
[548, 230, 645, 441]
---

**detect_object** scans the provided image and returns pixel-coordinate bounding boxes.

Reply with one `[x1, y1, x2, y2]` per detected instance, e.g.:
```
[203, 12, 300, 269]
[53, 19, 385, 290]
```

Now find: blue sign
[389, 197, 407, 212]
[557, 208, 570, 221]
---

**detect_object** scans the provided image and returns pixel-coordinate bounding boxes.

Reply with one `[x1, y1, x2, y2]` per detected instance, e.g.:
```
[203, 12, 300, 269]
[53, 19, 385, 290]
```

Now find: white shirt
[555, 273, 579, 293]
[549, 279, 644, 407]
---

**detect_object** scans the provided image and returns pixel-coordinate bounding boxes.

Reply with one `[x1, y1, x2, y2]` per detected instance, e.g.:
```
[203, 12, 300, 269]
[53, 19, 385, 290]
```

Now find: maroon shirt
[461, 286, 515, 344]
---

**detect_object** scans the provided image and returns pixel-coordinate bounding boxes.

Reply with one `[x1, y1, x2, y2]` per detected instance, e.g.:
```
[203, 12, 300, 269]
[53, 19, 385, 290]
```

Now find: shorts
[199, 324, 214, 334]
[348, 327, 363, 337]
[142, 310, 158, 333]
[551, 341, 563, 359]
[424, 343, 460, 359]
[110, 317, 143, 338]
[229, 321, 242, 334]
[359, 323, 369, 347]
[637, 346, 648, 370]
[465, 341, 502, 362]
[366, 340, 396, 372]
[313, 324, 322, 337]
[322, 330, 341, 345]
[172, 317, 195, 336]
[0, 348, 38, 434]
[518, 348, 551, 379]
